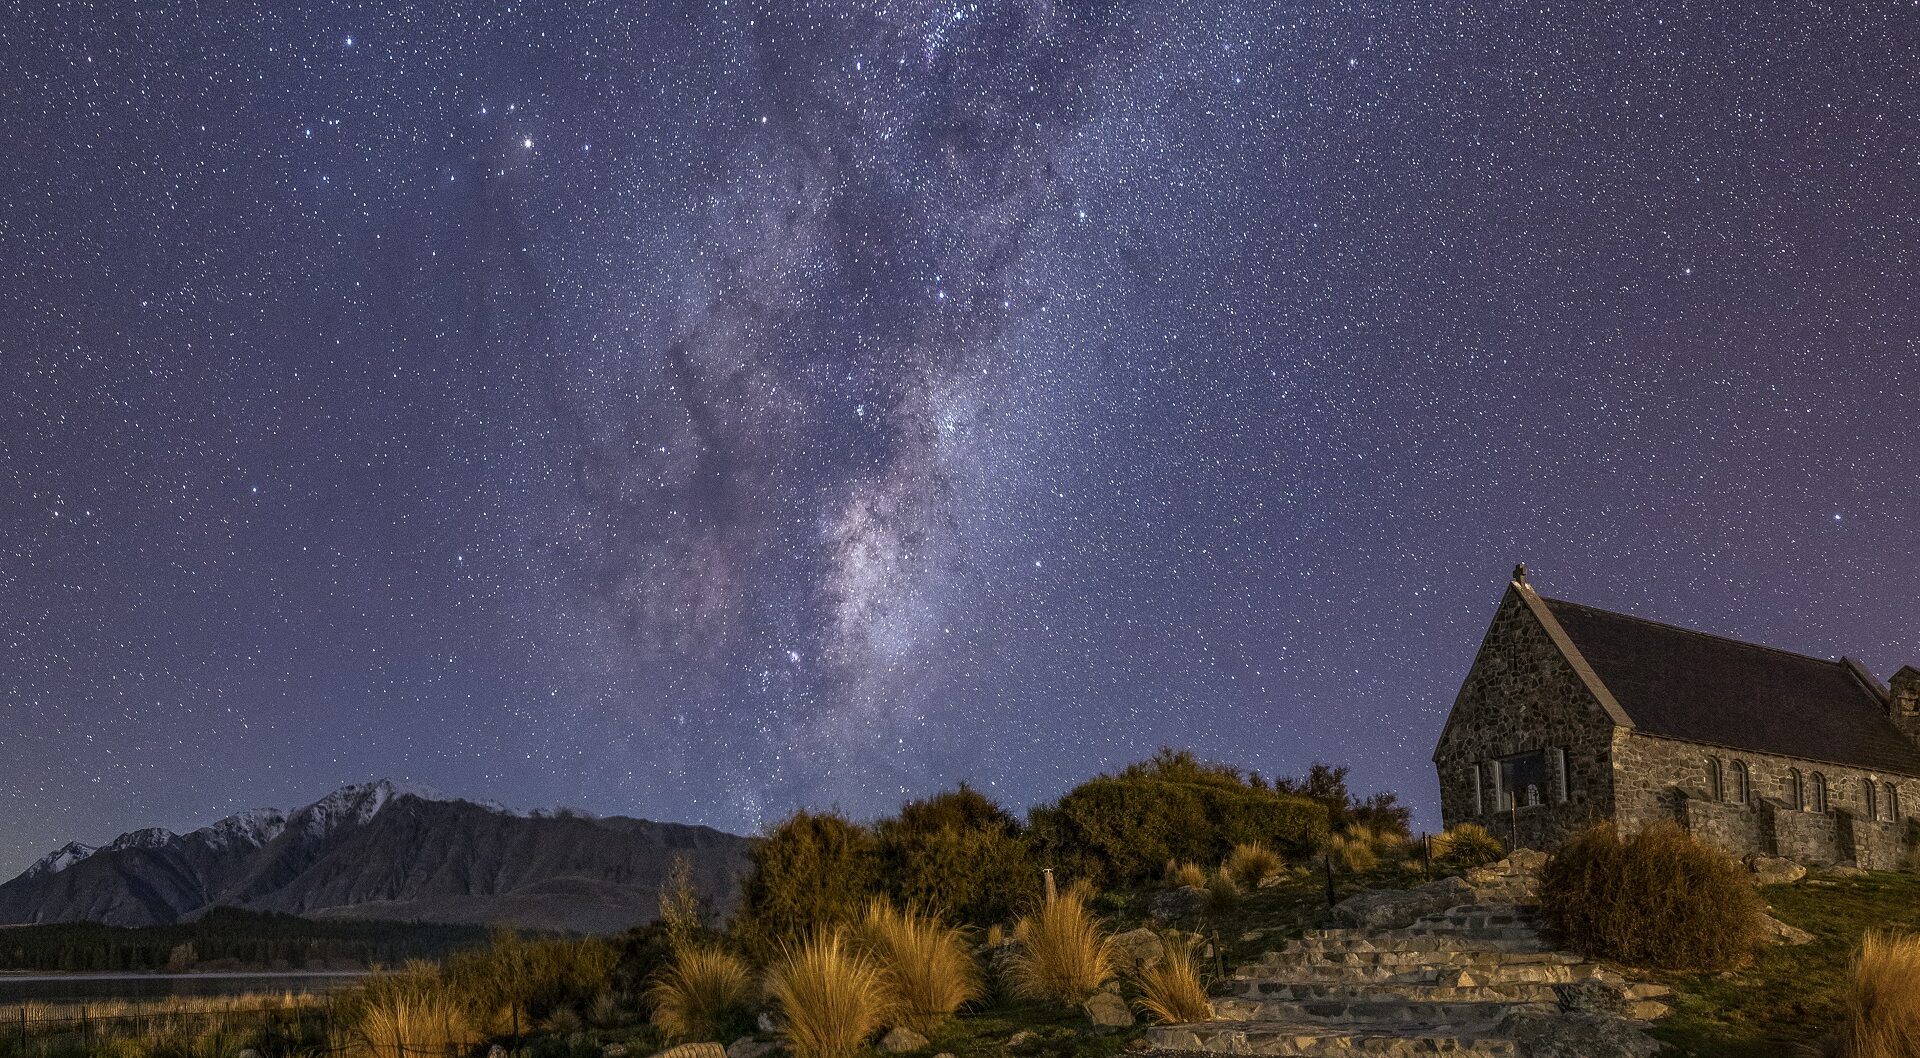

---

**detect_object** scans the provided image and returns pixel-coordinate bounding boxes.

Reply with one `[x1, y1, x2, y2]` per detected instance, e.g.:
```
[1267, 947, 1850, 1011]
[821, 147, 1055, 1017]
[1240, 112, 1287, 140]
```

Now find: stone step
[1248, 948, 1583, 974]
[1232, 957, 1599, 988]
[1146, 1019, 1519, 1056]
[1281, 930, 1549, 955]
[1212, 995, 1556, 1026]
[1226, 980, 1565, 1005]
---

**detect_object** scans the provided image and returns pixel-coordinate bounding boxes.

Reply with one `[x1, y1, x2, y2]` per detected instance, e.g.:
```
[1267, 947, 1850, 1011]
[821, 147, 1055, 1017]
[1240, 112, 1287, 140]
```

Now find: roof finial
[1513, 563, 1529, 585]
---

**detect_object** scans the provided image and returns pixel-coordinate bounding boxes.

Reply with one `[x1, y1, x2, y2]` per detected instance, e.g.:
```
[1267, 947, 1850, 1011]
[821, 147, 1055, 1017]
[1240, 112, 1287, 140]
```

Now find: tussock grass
[1327, 828, 1379, 873]
[337, 961, 480, 1058]
[1205, 869, 1241, 908]
[1431, 822, 1504, 869]
[645, 945, 756, 1043]
[1133, 933, 1211, 1025]
[1007, 886, 1115, 1005]
[1832, 932, 1920, 1058]
[766, 929, 894, 1058]
[1540, 821, 1763, 971]
[1222, 843, 1284, 889]
[1164, 860, 1208, 890]
[857, 899, 983, 1034]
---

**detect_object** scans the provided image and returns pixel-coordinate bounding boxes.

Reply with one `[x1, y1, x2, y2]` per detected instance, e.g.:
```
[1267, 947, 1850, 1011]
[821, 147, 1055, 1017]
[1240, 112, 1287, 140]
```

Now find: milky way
[5, 0, 1919, 875]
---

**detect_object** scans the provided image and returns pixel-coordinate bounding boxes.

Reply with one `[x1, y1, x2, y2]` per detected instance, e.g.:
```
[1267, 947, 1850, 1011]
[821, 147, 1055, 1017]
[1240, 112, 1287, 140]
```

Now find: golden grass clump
[1133, 933, 1212, 1025]
[766, 928, 895, 1058]
[1431, 822, 1505, 869]
[1164, 860, 1209, 890]
[1327, 828, 1379, 873]
[1007, 885, 1116, 1005]
[857, 899, 983, 1034]
[1833, 932, 1920, 1058]
[1539, 821, 1764, 971]
[1205, 869, 1241, 908]
[646, 945, 757, 1043]
[338, 961, 481, 1058]
[1222, 843, 1285, 889]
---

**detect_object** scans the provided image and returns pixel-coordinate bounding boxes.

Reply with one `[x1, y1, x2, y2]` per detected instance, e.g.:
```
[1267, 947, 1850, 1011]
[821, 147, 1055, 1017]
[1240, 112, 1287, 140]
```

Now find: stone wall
[1433, 587, 1618, 848]
[1614, 731, 1915, 865]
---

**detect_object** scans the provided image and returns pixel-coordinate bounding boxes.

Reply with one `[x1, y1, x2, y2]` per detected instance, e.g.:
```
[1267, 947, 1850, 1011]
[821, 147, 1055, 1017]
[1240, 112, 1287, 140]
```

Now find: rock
[1149, 885, 1209, 922]
[1820, 865, 1868, 879]
[237, 1051, 261, 1058]
[604, 1046, 630, 1058]
[1746, 856, 1806, 886]
[1506, 847, 1549, 873]
[1497, 1010, 1662, 1058]
[1006, 1030, 1039, 1048]
[1256, 873, 1286, 889]
[758, 1012, 780, 1033]
[1110, 927, 1164, 972]
[726, 1040, 777, 1058]
[1083, 989, 1136, 1028]
[1758, 913, 1815, 946]
[1238, 929, 1267, 942]
[1553, 978, 1630, 1017]
[879, 1027, 929, 1053]
[661, 1046, 728, 1058]
[488, 1047, 509, 1058]
[1332, 875, 1474, 929]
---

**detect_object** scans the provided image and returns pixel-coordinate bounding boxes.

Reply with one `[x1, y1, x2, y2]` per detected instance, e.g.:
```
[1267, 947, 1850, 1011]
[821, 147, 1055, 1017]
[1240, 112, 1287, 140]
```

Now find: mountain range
[0, 781, 751, 934]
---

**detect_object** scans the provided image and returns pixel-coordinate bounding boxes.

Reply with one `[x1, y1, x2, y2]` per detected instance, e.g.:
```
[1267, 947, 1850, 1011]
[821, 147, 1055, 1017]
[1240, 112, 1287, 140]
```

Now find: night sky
[5, 0, 1919, 877]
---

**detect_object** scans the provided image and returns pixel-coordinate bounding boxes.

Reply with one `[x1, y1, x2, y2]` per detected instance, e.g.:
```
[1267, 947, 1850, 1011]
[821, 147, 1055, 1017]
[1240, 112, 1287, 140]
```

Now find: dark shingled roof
[1541, 596, 1920, 777]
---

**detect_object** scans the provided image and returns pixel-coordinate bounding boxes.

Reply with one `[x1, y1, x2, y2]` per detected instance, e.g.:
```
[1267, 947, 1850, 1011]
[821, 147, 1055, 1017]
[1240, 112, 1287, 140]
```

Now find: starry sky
[4, 0, 1919, 878]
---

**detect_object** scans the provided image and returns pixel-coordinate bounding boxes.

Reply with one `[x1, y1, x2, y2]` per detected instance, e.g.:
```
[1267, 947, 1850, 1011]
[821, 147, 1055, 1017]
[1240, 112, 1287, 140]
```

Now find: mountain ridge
[0, 780, 750, 934]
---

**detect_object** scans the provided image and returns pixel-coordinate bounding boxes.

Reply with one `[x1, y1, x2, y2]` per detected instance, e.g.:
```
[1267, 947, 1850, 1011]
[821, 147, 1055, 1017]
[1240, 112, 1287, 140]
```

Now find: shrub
[1328, 828, 1380, 873]
[875, 786, 1037, 927]
[1205, 869, 1240, 909]
[1028, 750, 1328, 887]
[443, 932, 618, 1031]
[1539, 821, 1764, 971]
[1273, 762, 1413, 837]
[1006, 886, 1115, 1005]
[1833, 932, 1920, 1058]
[856, 899, 983, 1034]
[766, 929, 894, 1058]
[1165, 861, 1208, 890]
[659, 853, 705, 953]
[1222, 843, 1285, 889]
[1133, 933, 1211, 1025]
[1431, 822, 1505, 870]
[733, 811, 881, 960]
[336, 962, 480, 1058]
[645, 945, 756, 1043]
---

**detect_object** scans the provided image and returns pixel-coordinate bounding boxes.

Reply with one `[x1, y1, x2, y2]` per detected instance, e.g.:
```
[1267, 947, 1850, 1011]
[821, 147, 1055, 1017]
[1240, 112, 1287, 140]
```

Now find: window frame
[1730, 760, 1749, 804]
[1811, 772, 1829, 814]
[1707, 756, 1723, 802]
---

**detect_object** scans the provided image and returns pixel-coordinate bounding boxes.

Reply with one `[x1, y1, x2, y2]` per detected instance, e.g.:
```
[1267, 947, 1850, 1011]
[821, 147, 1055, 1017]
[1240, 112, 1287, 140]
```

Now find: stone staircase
[1146, 860, 1666, 1057]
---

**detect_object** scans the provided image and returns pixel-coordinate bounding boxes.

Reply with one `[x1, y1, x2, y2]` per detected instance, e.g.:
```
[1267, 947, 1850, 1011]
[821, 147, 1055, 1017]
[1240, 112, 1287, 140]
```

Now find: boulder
[658, 1046, 727, 1058]
[604, 1046, 630, 1058]
[1506, 848, 1549, 873]
[1006, 1030, 1039, 1048]
[727, 1041, 778, 1058]
[1149, 885, 1209, 922]
[1497, 1011, 1661, 1058]
[489, 1047, 509, 1058]
[1746, 856, 1806, 886]
[1110, 928, 1164, 972]
[1553, 978, 1630, 1017]
[1819, 864, 1868, 879]
[879, 1028, 929, 1053]
[1332, 875, 1474, 930]
[1083, 990, 1136, 1028]
[1758, 913, 1815, 946]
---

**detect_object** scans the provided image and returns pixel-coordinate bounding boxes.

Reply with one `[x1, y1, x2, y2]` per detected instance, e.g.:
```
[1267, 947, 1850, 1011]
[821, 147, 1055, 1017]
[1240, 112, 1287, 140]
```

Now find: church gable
[1433, 574, 1627, 844]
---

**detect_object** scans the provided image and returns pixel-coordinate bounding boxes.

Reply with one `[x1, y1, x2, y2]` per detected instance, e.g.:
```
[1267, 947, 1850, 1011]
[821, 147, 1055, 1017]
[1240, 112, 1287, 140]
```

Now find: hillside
[0, 781, 750, 935]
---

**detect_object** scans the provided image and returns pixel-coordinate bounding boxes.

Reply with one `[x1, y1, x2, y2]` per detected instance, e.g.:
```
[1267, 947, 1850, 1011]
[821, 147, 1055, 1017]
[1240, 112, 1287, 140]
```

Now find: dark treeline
[0, 908, 490, 973]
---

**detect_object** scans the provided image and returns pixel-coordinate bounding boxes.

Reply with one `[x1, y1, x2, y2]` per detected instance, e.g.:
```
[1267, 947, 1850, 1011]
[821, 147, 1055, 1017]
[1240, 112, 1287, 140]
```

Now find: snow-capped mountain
[0, 781, 748, 934]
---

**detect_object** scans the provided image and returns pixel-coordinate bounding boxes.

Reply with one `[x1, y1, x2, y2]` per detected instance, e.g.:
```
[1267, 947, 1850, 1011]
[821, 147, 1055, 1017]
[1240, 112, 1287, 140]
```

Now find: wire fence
[2, 1004, 533, 1058]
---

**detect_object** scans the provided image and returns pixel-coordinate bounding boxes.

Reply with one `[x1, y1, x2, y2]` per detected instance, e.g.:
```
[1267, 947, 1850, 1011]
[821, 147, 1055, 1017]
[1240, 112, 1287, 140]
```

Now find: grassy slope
[1653, 871, 1920, 1057]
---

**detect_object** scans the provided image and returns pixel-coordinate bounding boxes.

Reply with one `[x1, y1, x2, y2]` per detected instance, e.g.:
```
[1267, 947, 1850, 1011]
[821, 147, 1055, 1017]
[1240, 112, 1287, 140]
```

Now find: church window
[1730, 761, 1749, 804]
[1867, 780, 1879, 821]
[1789, 769, 1804, 811]
[1553, 747, 1569, 803]
[1811, 772, 1829, 814]
[1889, 783, 1901, 822]
[1707, 757, 1723, 802]
[1497, 751, 1550, 810]
[1471, 764, 1483, 815]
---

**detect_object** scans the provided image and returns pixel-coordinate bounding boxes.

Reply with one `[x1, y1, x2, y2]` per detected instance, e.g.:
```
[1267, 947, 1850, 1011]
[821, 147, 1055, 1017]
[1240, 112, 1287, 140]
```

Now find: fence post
[16, 1006, 24, 1054]
[1323, 853, 1336, 910]
[78, 1005, 87, 1051]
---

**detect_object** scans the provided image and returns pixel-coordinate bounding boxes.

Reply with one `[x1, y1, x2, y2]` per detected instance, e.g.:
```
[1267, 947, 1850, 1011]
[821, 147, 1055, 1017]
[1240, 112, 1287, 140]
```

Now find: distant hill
[0, 781, 751, 935]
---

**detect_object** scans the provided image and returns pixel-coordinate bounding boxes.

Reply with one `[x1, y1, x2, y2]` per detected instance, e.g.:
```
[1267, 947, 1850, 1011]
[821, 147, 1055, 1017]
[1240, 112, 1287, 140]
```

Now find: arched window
[1731, 761, 1749, 805]
[1812, 772, 1829, 814]
[1707, 757, 1724, 802]
[1889, 783, 1901, 822]
[1867, 779, 1879, 821]
[1789, 768, 1804, 811]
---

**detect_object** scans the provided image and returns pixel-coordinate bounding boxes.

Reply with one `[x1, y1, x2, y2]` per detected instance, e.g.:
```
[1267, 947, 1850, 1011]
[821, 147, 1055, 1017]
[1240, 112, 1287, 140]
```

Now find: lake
[0, 972, 362, 1005]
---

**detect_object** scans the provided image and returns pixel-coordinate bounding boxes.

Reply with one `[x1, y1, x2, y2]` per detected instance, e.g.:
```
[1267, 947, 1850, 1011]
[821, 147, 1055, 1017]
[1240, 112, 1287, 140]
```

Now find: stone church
[1434, 568, 1920, 867]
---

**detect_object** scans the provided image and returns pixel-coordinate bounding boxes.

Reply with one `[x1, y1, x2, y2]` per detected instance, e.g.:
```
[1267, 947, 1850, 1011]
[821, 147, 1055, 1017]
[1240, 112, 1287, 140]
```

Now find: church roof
[1537, 593, 1920, 777]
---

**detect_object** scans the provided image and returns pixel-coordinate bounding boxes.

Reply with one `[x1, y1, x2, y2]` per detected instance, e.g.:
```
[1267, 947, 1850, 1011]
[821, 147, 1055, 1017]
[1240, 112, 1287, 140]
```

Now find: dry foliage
[1205, 869, 1241, 908]
[1164, 860, 1208, 890]
[337, 962, 481, 1058]
[1539, 821, 1764, 971]
[1431, 822, 1505, 869]
[1133, 933, 1211, 1024]
[1007, 886, 1116, 1005]
[646, 945, 756, 1043]
[766, 929, 895, 1058]
[1831, 932, 1920, 1058]
[1327, 828, 1380, 873]
[1222, 843, 1285, 889]
[857, 899, 983, 1034]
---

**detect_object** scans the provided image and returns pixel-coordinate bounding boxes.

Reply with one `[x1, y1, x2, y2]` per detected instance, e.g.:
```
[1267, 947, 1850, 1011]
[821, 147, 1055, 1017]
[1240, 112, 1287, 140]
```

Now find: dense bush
[1272, 762, 1414, 837]
[731, 811, 881, 959]
[1539, 821, 1764, 971]
[875, 785, 1038, 927]
[1028, 750, 1328, 887]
